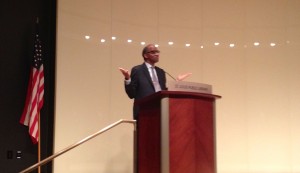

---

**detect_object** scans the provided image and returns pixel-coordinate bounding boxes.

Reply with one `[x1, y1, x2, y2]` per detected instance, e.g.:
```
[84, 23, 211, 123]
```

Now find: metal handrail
[19, 119, 137, 173]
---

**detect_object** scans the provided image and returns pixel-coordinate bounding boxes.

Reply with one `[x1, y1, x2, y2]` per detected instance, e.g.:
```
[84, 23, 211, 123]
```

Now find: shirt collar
[145, 62, 154, 68]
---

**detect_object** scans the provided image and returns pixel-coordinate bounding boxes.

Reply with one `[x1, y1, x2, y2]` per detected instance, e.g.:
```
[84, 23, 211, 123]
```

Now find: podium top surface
[136, 90, 221, 106]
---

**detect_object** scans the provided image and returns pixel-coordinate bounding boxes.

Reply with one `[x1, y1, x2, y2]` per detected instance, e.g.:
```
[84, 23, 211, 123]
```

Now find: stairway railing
[19, 119, 137, 173]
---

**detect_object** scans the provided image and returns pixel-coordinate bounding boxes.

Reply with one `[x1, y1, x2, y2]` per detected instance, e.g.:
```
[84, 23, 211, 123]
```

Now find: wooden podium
[136, 91, 221, 173]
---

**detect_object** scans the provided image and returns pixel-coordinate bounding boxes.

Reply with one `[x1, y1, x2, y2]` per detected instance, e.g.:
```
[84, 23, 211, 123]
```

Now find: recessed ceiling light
[111, 36, 116, 40]
[254, 42, 260, 46]
[85, 36, 90, 40]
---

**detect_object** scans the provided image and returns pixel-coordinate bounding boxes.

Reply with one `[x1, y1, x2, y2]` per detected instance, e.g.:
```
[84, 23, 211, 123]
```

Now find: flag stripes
[20, 31, 44, 144]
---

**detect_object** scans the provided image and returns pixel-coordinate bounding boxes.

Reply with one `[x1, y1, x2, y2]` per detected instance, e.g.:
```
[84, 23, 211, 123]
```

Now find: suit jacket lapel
[142, 63, 155, 89]
[155, 67, 164, 89]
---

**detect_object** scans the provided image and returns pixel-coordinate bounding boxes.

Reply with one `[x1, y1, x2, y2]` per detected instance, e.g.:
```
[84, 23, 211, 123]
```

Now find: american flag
[20, 29, 44, 144]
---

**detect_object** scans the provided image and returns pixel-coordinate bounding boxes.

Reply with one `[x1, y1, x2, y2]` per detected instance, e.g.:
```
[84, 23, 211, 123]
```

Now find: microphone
[165, 71, 177, 81]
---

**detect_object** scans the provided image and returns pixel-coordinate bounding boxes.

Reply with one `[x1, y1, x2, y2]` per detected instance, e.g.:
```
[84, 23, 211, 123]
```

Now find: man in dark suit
[119, 44, 167, 119]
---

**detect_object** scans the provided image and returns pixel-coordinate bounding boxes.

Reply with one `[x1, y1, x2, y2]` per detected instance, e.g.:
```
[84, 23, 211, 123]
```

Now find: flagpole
[36, 17, 41, 173]
[19, 16, 44, 172]
[38, 112, 41, 173]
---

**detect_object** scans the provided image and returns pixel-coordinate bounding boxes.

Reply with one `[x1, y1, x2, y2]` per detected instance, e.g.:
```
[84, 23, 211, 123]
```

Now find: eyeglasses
[146, 50, 160, 54]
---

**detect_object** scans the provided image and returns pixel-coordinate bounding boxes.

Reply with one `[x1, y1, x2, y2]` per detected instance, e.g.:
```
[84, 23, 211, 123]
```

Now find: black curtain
[0, 0, 56, 172]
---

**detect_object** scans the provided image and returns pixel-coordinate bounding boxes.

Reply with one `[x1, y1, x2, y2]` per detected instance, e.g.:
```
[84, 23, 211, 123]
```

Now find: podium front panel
[169, 97, 216, 173]
[137, 91, 219, 173]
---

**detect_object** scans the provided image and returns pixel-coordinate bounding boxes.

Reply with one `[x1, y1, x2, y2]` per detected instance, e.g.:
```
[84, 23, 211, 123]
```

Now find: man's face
[144, 45, 160, 65]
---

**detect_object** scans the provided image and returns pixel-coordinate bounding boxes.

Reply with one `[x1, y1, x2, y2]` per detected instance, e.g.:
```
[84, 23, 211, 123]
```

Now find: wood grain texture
[137, 91, 220, 173]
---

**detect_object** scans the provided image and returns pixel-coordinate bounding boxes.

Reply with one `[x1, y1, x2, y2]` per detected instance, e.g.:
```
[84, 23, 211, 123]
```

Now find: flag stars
[32, 34, 43, 68]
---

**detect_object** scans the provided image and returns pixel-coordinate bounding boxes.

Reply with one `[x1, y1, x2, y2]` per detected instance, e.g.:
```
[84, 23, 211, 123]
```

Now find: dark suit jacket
[125, 63, 167, 119]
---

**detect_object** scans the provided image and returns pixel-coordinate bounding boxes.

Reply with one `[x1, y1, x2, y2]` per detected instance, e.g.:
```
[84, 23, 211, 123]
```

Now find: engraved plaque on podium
[167, 81, 212, 94]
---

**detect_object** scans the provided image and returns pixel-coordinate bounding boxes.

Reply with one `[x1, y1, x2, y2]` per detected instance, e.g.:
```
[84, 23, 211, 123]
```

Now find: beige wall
[55, 0, 300, 172]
